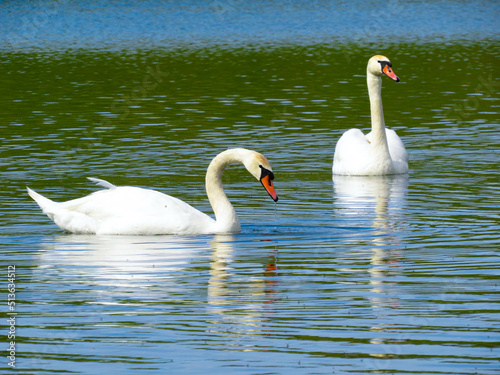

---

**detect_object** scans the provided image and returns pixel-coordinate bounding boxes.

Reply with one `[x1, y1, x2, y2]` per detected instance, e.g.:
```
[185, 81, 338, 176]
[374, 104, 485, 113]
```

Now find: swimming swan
[27, 148, 278, 235]
[333, 55, 408, 175]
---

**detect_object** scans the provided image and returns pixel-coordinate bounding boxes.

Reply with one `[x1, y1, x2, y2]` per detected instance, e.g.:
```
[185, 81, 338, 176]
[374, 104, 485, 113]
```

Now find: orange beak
[260, 174, 278, 202]
[383, 64, 400, 82]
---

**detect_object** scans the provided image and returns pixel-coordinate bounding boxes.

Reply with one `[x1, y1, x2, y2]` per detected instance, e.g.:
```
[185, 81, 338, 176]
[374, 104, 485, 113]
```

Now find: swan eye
[259, 165, 274, 181]
[379, 61, 392, 70]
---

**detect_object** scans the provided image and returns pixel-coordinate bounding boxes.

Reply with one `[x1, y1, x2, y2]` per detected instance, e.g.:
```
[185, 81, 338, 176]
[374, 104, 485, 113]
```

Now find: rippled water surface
[1, 1, 499, 374]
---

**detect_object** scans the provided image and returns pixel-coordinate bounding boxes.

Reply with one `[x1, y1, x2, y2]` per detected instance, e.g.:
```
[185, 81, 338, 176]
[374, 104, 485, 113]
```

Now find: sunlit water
[1, 1, 499, 374]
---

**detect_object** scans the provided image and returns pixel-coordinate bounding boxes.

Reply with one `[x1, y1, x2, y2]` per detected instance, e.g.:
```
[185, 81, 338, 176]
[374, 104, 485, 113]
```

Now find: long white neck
[367, 72, 390, 157]
[205, 149, 244, 233]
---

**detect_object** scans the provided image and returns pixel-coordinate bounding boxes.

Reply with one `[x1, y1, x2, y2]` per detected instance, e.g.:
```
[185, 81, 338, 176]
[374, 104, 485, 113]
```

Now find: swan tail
[87, 177, 116, 189]
[27, 187, 98, 233]
[27, 187, 59, 219]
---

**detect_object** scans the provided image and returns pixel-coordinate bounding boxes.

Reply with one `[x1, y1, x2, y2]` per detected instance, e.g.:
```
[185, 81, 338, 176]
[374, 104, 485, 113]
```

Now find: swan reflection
[208, 234, 236, 303]
[333, 174, 408, 228]
[35, 235, 207, 289]
[333, 175, 408, 352]
[34, 233, 279, 337]
[207, 235, 279, 336]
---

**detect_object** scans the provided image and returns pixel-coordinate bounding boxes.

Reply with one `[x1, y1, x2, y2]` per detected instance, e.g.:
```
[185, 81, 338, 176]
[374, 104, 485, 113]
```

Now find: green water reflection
[2, 41, 498, 192]
[1, 39, 499, 374]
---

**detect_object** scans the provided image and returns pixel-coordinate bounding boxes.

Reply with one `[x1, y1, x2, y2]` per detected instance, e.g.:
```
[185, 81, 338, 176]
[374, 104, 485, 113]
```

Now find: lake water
[1, 1, 499, 374]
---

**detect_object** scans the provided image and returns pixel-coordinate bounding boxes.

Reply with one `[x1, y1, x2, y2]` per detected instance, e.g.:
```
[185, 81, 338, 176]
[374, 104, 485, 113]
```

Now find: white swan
[27, 148, 278, 235]
[333, 55, 408, 175]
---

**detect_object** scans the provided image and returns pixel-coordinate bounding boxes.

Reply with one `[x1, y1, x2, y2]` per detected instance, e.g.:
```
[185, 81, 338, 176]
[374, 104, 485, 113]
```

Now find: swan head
[243, 151, 279, 202]
[368, 55, 400, 82]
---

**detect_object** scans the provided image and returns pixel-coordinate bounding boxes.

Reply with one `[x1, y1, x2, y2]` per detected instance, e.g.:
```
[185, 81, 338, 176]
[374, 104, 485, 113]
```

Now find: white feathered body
[27, 148, 278, 235]
[28, 183, 216, 235]
[333, 128, 408, 175]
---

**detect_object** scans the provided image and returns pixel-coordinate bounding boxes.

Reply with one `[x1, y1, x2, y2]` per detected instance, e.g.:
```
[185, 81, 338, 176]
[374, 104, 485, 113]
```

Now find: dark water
[1, 1, 499, 374]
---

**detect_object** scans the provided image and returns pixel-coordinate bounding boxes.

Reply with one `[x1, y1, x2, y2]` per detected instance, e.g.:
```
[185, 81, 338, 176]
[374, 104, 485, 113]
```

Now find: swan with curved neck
[333, 55, 408, 175]
[27, 148, 278, 235]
